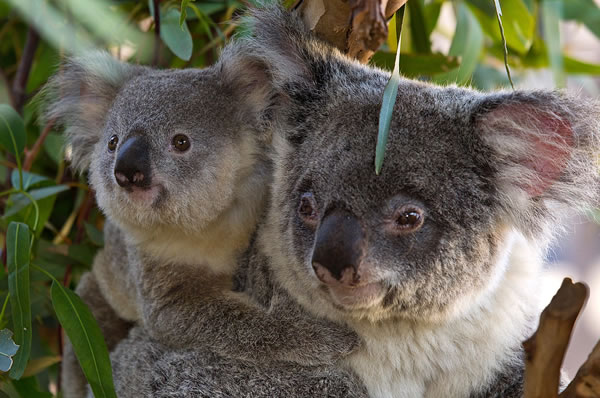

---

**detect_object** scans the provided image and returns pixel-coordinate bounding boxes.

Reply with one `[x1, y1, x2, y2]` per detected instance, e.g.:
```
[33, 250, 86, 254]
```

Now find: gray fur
[45, 43, 360, 397]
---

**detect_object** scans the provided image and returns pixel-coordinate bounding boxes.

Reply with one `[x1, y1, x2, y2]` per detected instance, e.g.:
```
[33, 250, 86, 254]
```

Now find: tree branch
[11, 27, 39, 115]
[295, 0, 407, 63]
[152, 0, 161, 66]
[523, 278, 588, 398]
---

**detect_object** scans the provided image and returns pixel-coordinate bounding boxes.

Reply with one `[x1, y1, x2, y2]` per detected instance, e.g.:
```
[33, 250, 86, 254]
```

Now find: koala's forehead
[106, 68, 231, 132]
[287, 81, 493, 224]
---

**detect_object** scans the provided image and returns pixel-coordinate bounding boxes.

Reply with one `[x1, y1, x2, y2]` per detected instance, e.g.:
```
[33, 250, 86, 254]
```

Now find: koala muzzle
[312, 209, 366, 286]
[114, 135, 152, 189]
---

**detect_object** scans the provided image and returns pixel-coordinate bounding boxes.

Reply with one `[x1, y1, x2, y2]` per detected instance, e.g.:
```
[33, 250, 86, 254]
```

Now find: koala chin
[245, 5, 600, 398]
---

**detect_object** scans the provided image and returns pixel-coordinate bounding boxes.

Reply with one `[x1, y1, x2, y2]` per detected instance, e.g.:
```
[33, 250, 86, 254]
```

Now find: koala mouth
[122, 184, 165, 206]
[313, 263, 384, 309]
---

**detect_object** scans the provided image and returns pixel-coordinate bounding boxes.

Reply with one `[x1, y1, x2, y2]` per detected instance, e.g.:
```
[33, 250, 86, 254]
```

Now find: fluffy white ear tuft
[42, 51, 145, 172]
[476, 91, 600, 236]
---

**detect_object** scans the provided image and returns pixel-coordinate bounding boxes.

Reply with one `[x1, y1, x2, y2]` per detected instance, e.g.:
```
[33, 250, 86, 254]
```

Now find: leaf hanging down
[7, 222, 31, 380]
[375, 6, 405, 175]
[51, 281, 117, 398]
[0, 104, 25, 158]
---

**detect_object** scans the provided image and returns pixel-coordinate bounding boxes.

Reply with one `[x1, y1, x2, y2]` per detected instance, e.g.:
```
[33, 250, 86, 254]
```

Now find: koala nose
[311, 209, 365, 285]
[114, 136, 152, 189]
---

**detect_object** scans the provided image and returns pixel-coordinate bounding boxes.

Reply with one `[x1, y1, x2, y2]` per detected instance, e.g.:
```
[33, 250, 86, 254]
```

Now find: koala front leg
[104, 327, 368, 398]
[137, 260, 360, 366]
[62, 272, 133, 398]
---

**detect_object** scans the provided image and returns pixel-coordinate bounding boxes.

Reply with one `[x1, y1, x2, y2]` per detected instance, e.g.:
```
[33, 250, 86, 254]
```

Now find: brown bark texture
[523, 278, 600, 398]
[294, 0, 408, 63]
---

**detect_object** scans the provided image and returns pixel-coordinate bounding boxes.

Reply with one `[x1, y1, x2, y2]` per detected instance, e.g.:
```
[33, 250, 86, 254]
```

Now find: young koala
[44, 42, 359, 396]
[108, 5, 600, 398]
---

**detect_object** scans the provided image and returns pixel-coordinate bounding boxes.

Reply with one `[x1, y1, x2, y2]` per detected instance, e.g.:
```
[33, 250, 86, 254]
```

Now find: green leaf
[423, 2, 442, 36]
[375, 6, 405, 175]
[51, 281, 117, 398]
[371, 53, 460, 77]
[563, 56, 600, 75]
[6, 222, 31, 380]
[541, 0, 565, 87]
[0, 329, 19, 372]
[4, 185, 69, 219]
[43, 133, 65, 165]
[10, 170, 50, 192]
[434, 4, 483, 86]
[492, 0, 514, 89]
[468, 0, 534, 55]
[85, 223, 105, 246]
[161, 7, 193, 61]
[11, 376, 53, 398]
[0, 104, 26, 157]
[180, 0, 195, 26]
[408, 0, 431, 54]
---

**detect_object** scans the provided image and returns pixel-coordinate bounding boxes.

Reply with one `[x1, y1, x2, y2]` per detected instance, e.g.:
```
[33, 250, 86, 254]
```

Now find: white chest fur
[344, 233, 544, 398]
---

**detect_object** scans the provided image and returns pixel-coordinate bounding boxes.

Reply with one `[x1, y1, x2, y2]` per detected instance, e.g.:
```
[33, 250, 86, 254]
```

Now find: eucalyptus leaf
[0, 329, 19, 372]
[375, 6, 405, 175]
[10, 170, 50, 192]
[0, 104, 26, 158]
[4, 185, 69, 219]
[434, 4, 483, 86]
[51, 281, 117, 398]
[161, 7, 193, 61]
[6, 222, 31, 380]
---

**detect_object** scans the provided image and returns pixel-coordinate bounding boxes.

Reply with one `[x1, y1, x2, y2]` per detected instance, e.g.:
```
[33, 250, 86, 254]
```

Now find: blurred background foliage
[0, 0, 599, 395]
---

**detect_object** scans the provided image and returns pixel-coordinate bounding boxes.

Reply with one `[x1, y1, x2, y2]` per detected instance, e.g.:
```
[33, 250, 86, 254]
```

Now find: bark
[294, 0, 408, 63]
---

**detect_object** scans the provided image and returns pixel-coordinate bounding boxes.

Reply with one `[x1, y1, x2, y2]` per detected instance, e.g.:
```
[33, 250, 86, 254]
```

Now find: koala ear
[475, 91, 600, 231]
[218, 42, 278, 138]
[42, 51, 145, 172]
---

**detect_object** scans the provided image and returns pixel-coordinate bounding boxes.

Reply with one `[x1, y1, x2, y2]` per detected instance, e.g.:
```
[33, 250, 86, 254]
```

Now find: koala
[105, 5, 600, 398]
[44, 43, 360, 397]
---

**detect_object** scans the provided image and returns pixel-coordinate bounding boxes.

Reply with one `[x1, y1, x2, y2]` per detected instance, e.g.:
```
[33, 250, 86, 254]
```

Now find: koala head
[44, 46, 276, 242]
[249, 7, 600, 323]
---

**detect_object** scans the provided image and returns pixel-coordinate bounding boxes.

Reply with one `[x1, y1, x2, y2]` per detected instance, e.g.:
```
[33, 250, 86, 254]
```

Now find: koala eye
[172, 134, 191, 152]
[108, 135, 118, 152]
[389, 205, 424, 234]
[298, 192, 318, 227]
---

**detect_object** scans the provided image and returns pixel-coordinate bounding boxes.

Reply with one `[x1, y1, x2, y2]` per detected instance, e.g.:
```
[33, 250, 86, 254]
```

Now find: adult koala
[106, 4, 600, 398]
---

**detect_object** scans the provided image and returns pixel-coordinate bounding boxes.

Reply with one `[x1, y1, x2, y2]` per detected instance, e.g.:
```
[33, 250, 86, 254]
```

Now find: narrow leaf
[408, 0, 431, 54]
[51, 281, 117, 398]
[4, 185, 69, 218]
[10, 170, 50, 192]
[22, 355, 61, 377]
[0, 104, 26, 157]
[0, 329, 19, 372]
[375, 6, 405, 175]
[492, 0, 514, 89]
[7, 222, 31, 379]
[434, 4, 484, 85]
[180, 0, 194, 26]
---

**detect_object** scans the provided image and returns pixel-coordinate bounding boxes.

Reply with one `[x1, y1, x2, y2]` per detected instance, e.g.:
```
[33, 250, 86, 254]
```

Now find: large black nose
[114, 136, 152, 189]
[311, 209, 365, 281]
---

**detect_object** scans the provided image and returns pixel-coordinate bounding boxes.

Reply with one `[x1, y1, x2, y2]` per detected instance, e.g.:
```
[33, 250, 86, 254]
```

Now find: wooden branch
[11, 27, 39, 114]
[295, 0, 407, 63]
[560, 340, 600, 398]
[152, 0, 161, 66]
[523, 278, 588, 398]
[23, 119, 54, 171]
